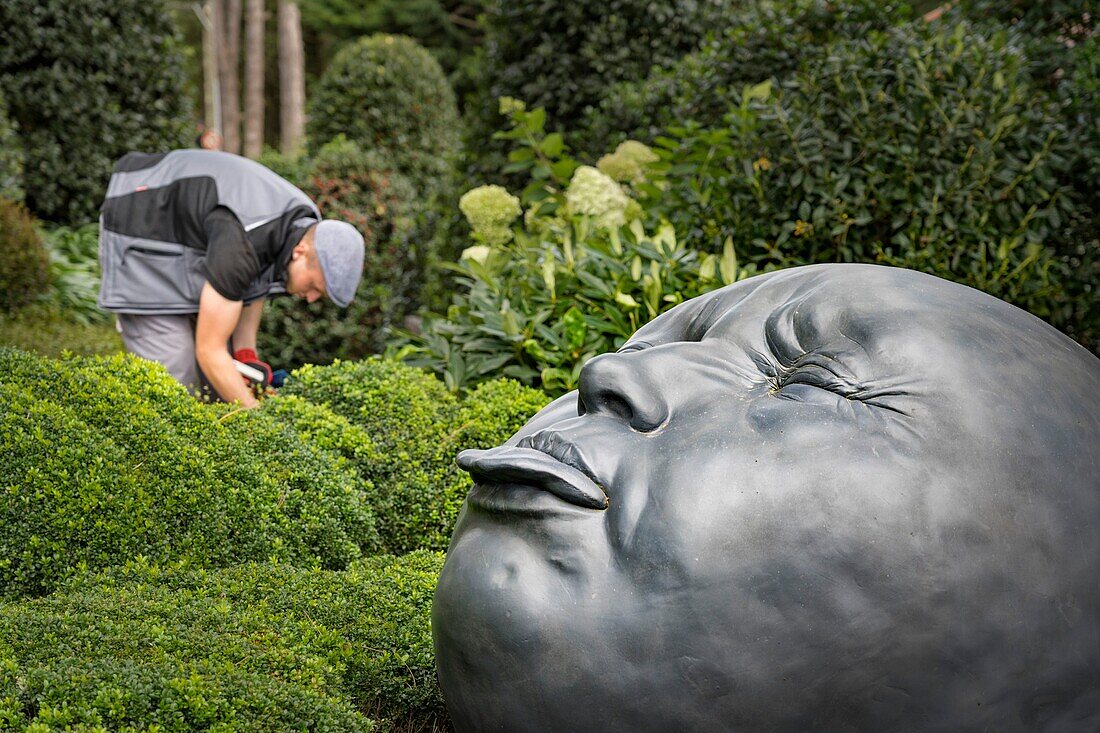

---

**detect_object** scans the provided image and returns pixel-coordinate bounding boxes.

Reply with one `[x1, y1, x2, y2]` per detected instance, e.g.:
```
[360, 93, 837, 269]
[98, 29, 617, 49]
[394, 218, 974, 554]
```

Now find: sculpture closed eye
[434, 263, 1100, 733]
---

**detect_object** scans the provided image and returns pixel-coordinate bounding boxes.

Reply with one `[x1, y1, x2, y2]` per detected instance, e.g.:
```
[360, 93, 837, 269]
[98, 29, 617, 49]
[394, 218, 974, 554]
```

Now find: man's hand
[196, 282, 257, 408]
[233, 348, 273, 387]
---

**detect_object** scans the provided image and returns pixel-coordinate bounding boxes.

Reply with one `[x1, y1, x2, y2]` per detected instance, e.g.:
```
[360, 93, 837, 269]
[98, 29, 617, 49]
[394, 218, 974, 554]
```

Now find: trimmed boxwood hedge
[0, 552, 446, 731]
[284, 358, 550, 553]
[0, 348, 380, 598]
[308, 34, 459, 201]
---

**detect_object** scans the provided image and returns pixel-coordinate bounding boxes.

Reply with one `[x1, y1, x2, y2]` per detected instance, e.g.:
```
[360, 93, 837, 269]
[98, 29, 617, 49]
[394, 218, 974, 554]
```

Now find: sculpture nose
[577, 351, 670, 432]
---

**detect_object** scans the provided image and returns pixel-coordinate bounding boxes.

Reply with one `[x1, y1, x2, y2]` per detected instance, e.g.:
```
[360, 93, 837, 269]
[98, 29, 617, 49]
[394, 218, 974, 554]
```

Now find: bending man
[97, 149, 364, 407]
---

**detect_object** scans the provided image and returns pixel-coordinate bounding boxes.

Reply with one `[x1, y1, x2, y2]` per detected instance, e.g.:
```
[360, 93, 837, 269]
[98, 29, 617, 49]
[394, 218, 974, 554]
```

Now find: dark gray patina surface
[433, 264, 1100, 731]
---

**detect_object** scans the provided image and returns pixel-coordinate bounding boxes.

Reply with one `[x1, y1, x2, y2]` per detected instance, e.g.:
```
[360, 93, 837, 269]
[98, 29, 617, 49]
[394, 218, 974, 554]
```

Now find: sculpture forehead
[660, 265, 968, 341]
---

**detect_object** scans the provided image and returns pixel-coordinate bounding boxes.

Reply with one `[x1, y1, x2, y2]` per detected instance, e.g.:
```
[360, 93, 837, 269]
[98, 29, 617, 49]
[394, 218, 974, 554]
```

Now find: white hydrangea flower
[565, 166, 629, 230]
[597, 140, 660, 184]
[459, 184, 522, 247]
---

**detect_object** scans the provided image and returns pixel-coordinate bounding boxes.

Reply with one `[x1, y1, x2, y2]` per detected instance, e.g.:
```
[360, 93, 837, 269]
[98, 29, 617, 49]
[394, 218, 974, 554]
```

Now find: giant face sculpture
[432, 264, 1100, 731]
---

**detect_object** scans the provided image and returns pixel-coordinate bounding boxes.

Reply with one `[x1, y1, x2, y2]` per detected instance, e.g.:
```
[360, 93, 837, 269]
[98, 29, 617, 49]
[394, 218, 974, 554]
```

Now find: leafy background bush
[308, 33, 459, 201]
[579, 0, 915, 154]
[398, 102, 744, 394]
[0, 199, 49, 312]
[650, 20, 1094, 348]
[0, 0, 192, 223]
[0, 305, 121, 358]
[40, 223, 106, 325]
[0, 552, 445, 731]
[466, 0, 736, 173]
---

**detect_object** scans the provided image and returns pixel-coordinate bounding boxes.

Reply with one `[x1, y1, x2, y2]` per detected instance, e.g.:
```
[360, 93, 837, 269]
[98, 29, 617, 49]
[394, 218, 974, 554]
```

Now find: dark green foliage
[0, 348, 379, 598]
[465, 0, 734, 182]
[308, 34, 459, 200]
[284, 358, 549, 552]
[0, 552, 447, 730]
[0, 0, 192, 224]
[258, 138, 419, 367]
[951, 0, 1096, 83]
[0, 199, 49, 312]
[478, 0, 733, 133]
[581, 0, 915, 153]
[298, 0, 487, 105]
[0, 91, 21, 203]
[654, 21, 1092, 347]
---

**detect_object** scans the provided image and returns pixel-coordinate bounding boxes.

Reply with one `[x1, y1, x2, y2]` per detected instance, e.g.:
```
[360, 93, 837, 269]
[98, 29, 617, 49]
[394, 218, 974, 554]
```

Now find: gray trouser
[116, 313, 215, 398]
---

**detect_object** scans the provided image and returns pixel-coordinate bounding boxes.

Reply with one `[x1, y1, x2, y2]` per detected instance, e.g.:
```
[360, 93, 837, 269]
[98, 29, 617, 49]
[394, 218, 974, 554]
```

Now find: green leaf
[528, 107, 547, 132]
[719, 237, 738, 285]
[615, 292, 639, 308]
[540, 132, 565, 158]
[560, 307, 587, 352]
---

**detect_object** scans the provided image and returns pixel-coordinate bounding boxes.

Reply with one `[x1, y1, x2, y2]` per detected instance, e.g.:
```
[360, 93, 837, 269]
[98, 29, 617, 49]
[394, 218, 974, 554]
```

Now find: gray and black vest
[97, 149, 320, 314]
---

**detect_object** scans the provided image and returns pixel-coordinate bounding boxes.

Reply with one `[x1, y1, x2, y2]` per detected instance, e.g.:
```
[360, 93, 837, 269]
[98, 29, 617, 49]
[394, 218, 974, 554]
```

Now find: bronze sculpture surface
[433, 264, 1100, 731]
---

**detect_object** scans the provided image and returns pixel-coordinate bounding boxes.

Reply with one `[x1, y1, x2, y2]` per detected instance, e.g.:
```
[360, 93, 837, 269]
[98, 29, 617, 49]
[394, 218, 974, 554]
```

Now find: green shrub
[580, 0, 914, 153]
[950, 0, 1096, 83]
[284, 358, 549, 552]
[298, 0, 488, 109]
[654, 21, 1090, 346]
[41, 223, 106, 325]
[0, 348, 379, 598]
[258, 138, 419, 367]
[398, 103, 739, 395]
[0, 552, 447, 731]
[0, 90, 21, 203]
[0, 0, 191, 223]
[0, 199, 49, 312]
[473, 0, 734, 143]
[308, 34, 459, 200]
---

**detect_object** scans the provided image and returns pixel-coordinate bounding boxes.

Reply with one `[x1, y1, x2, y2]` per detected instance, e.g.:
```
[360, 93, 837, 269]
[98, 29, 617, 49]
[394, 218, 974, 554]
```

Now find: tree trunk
[277, 0, 306, 155]
[242, 0, 265, 158]
[219, 0, 242, 154]
[200, 1, 221, 139]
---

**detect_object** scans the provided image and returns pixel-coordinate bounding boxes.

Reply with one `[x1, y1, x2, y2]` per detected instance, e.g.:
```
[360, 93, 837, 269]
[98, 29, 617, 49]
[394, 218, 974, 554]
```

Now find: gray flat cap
[314, 220, 365, 308]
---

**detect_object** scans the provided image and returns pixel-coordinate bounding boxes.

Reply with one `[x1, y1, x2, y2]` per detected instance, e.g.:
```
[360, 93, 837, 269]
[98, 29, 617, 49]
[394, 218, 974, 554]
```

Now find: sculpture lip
[457, 445, 609, 510]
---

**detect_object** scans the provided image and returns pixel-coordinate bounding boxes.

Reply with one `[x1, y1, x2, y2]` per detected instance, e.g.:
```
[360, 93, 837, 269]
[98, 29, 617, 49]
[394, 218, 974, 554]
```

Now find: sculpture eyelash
[617, 340, 653, 354]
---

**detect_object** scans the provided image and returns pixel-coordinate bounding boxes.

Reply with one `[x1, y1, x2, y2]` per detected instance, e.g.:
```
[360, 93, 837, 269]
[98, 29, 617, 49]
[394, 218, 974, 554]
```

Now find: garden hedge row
[0, 348, 550, 596]
[0, 348, 380, 598]
[284, 358, 550, 553]
[0, 552, 446, 731]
